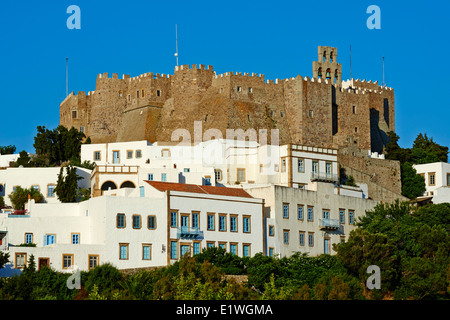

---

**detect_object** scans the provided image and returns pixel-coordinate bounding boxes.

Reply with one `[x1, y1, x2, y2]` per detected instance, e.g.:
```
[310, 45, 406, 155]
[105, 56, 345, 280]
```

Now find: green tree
[8, 186, 45, 210]
[0, 145, 16, 155]
[0, 252, 9, 269]
[54, 166, 82, 203]
[401, 162, 426, 199]
[384, 131, 412, 164]
[411, 133, 448, 164]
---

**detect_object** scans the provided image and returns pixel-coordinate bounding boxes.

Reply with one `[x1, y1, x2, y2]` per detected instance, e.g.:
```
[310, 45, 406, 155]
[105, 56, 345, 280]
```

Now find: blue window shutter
[139, 186, 145, 197]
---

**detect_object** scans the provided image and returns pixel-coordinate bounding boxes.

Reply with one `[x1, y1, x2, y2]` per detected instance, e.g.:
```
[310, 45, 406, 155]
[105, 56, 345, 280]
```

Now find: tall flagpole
[382, 56, 385, 86]
[175, 24, 179, 66]
[66, 57, 69, 96]
[349, 44, 352, 80]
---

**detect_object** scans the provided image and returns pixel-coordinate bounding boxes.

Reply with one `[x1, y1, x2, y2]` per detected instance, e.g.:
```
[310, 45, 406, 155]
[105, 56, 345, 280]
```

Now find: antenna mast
[66, 57, 69, 96]
[382, 56, 385, 86]
[349, 44, 352, 80]
[175, 24, 179, 66]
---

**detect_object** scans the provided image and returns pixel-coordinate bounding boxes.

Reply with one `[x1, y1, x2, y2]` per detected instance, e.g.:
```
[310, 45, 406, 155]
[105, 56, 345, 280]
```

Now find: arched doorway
[120, 181, 136, 189]
[101, 181, 117, 193]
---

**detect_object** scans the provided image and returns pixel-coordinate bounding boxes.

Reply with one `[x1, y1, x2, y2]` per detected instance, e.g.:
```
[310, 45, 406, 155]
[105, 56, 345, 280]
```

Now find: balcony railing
[319, 218, 340, 230]
[176, 227, 204, 240]
[311, 172, 338, 183]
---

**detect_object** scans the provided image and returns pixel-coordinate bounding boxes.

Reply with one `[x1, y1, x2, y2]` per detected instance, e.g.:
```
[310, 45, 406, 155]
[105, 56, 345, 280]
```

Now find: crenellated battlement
[174, 64, 213, 72]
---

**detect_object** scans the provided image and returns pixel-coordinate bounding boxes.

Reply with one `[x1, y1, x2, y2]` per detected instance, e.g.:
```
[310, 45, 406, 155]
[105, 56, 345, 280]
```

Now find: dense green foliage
[54, 166, 82, 203]
[8, 186, 45, 210]
[0, 145, 16, 155]
[385, 132, 448, 199]
[10, 125, 91, 168]
[1, 202, 448, 300]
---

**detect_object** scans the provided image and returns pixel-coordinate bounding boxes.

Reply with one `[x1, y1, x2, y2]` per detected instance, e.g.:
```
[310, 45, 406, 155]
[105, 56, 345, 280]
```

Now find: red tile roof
[145, 181, 253, 198]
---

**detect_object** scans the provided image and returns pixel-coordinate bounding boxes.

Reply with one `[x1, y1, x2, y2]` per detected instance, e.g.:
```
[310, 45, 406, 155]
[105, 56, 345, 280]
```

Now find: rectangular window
[283, 203, 289, 219]
[219, 242, 226, 250]
[207, 213, 215, 231]
[170, 211, 178, 228]
[15, 253, 27, 269]
[283, 230, 290, 244]
[215, 169, 222, 181]
[192, 212, 199, 228]
[230, 215, 238, 232]
[63, 254, 74, 269]
[184, 168, 190, 173]
[447, 173, 450, 186]
[142, 244, 151, 260]
[230, 243, 237, 255]
[136, 150, 142, 158]
[141, 89, 145, 98]
[323, 210, 330, 220]
[297, 205, 304, 220]
[307, 206, 314, 222]
[243, 244, 250, 257]
[136, 90, 140, 98]
[429, 173, 436, 186]
[193, 242, 201, 255]
[312, 161, 318, 174]
[148, 173, 154, 181]
[43, 234, 55, 246]
[298, 159, 304, 173]
[25, 233, 33, 244]
[204, 176, 211, 186]
[308, 233, 314, 247]
[127, 150, 133, 159]
[161, 173, 167, 182]
[243, 216, 250, 233]
[139, 186, 145, 198]
[117, 214, 126, 228]
[31, 185, 40, 192]
[299, 231, 305, 246]
[237, 168, 245, 182]
[219, 214, 226, 231]
[94, 151, 101, 161]
[269, 248, 274, 257]
[170, 241, 177, 260]
[181, 214, 189, 227]
[113, 151, 120, 164]
[47, 185, 55, 198]
[88, 255, 99, 270]
[72, 233, 80, 244]
[349, 210, 355, 225]
[79, 126, 85, 133]
[206, 242, 214, 249]
[268, 225, 274, 237]
[72, 110, 77, 119]
[132, 215, 141, 229]
[119, 243, 129, 260]
[148, 215, 156, 229]
[281, 158, 286, 172]
[326, 162, 332, 176]
[339, 209, 345, 224]
[156, 90, 161, 97]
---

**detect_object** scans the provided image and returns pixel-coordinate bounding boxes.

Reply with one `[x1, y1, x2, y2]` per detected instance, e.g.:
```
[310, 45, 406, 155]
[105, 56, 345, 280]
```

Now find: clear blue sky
[1, 0, 449, 155]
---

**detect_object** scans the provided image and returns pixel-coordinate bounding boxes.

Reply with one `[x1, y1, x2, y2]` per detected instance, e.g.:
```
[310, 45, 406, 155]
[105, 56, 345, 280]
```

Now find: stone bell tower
[312, 46, 342, 88]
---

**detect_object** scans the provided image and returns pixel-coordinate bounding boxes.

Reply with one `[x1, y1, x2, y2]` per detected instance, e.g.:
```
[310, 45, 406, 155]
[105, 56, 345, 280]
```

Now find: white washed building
[0, 181, 264, 273]
[413, 162, 450, 204]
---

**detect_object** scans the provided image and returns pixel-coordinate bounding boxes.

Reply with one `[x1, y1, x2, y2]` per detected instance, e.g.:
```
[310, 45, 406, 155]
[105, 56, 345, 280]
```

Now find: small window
[299, 231, 305, 246]
[127, 150, 133, 159]
[72, 233, 80, 244]
[283, 203, 289, 219]
[15, 253, 27, 269]
[269, 247, 274, 257]
[230, 215, 237, 232]
[339, 209, 345, 224]
[156, 90, 161, 97]
[307, 206, 314, 222]
[136, 150, 142, 158]
[141, 89, 145, 98]
[136, 90, 140, 98]
[355, 127, 358, 133]
[116, 213, 126, 228]
[88, 255, 99, 270]
[170, 211, 178, 228]
[127, 94, 131, 102]
[230, 243, 237, 255]
[429, 173, 436, 186]
[349, 210, 355, 225]
[281, 159, 286, 172]
[280, 111, 284, 118]
[142, 244, 151, 260]
[47, 184, 55, 198]
[192, 212, 200, 228]
[237, 86, 242, 92]
[207, 214, 215, 231]
[243, 244, 250, 257]
[72, 110, 77, 119]
[352, 105, 356, 114]
[297, 205, 304, 220]
[31, 185, 40, 192]
[132, 215, 141, 229]
[214, 169, 222, 181]
[94, 151, 101, 161]
[248, 87, 253, 93]
[309, 110, 313, 118]
[25, 233, 33, 244]
[298, 159, 304, 173]
[184, 168, 190, 173]
[268, 225, 274, 237]
[148, 173, 153, 181]
[170, 241, 177, 260]
[283, 230, 289, 244]
[79, 126, 85, 133]
[204, 176, 211, 186]
[219, 214, 226, 232]
[119, 243, 129, 260]
[148, 215, 156, 229]
[161, 173, 167, 182]
[308, 233, 314, 247]
[237, 168, 245, 182]
[243, 216, 250, 233]
[63, 254, 74, 269]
